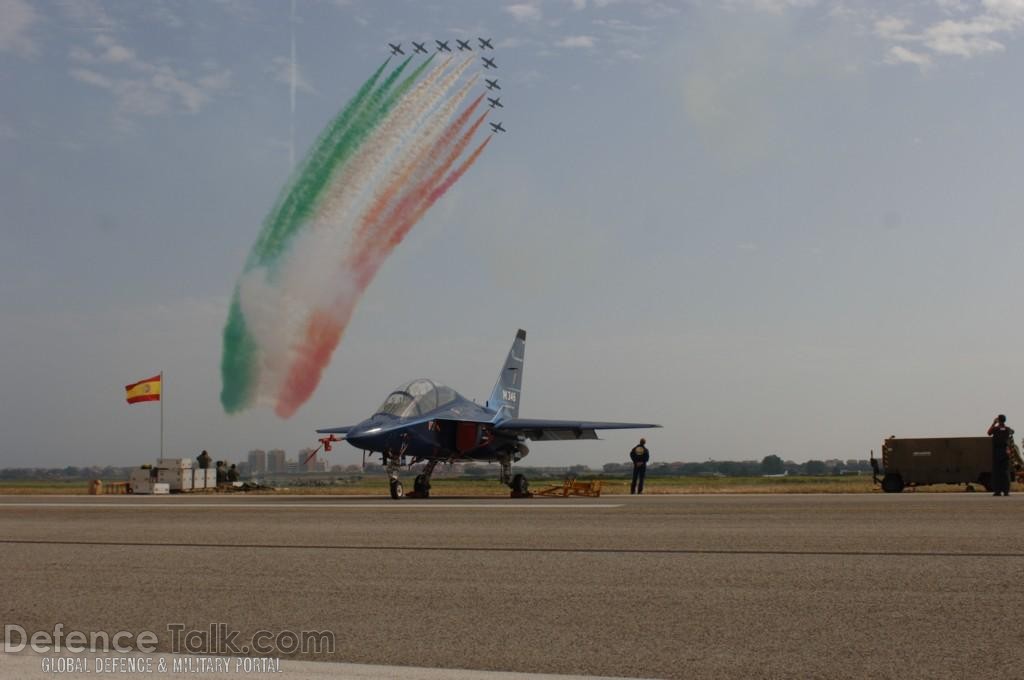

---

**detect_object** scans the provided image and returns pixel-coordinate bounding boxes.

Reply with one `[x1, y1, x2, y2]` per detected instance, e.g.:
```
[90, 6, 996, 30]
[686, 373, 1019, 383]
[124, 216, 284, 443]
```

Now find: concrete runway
[3, 493, 1024, 679]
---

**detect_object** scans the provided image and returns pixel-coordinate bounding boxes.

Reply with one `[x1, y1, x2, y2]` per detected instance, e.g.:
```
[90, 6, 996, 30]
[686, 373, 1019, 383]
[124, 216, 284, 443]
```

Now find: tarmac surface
[3, 493, 1024, 679]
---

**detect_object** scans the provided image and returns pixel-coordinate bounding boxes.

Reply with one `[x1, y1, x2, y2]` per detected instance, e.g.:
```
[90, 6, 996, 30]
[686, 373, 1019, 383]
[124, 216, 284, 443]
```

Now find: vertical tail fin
[487, 329, 525, 420]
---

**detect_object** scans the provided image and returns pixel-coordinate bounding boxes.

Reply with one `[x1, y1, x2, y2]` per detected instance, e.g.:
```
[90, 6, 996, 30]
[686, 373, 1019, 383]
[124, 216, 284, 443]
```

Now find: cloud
[923, 17, 1008, 56]
[570, 0, 587, 9]
[877, 1, 1024, 64]
[65, 19, 231, 121]
[58, 0, 119, 32]
[0, 0, 39, 57]
[269, 56, 317, 95]
[556, 35, 597, 48]
[505, 3, 542, 22]
[71, 60, 232, 117]
[71, 34, 136, 64]
[728, 0, 819, 14]
[885, 45, 932, 66]
[874, 16, 914, 41]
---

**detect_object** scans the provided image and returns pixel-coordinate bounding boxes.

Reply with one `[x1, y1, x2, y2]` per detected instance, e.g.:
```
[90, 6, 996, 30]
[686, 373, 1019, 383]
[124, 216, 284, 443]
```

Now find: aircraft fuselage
[345, 396, 525, 463]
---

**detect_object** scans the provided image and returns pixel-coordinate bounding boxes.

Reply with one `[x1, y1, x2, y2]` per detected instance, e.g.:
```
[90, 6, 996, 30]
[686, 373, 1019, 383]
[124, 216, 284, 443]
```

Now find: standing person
[988, 415, 1014, 497]
[196, 450, 211, 470]
[630, 438, 650, 495]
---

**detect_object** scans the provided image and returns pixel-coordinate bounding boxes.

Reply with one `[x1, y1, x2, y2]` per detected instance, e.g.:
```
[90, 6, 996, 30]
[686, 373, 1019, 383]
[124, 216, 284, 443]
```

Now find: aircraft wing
[315, 425, 357, 436]
[494, 418, 661, 441]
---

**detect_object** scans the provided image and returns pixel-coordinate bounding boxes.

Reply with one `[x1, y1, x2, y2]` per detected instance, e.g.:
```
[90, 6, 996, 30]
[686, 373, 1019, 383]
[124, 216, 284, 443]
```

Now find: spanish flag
[125, 374, 161, 404]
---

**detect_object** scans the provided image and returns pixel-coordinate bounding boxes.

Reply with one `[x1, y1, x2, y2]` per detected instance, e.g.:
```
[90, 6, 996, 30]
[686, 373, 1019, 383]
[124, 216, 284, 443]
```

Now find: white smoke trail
[289, 0, 296, 169]
[238, 57, 476, 406]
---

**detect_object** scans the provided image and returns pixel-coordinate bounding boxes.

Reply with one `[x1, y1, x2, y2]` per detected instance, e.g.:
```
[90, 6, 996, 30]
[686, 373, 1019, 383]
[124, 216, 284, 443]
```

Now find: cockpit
[374, 379, 460, 419]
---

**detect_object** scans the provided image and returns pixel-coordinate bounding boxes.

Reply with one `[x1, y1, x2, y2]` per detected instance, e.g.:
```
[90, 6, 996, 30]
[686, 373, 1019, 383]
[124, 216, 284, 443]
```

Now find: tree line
[0, 455, 873, 481]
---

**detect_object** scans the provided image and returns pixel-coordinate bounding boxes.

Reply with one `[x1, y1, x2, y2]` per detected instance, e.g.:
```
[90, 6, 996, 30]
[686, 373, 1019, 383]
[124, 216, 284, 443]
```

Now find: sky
[2, 0, 1023, 470]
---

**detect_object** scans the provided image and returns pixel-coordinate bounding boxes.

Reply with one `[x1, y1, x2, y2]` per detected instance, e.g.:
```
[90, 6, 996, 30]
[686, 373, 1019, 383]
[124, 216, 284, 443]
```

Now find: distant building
[267, 449, 286, 473]
[298, 448, 320, 472]
[286, 459, 298, 474]
[247, 450, 266, 474]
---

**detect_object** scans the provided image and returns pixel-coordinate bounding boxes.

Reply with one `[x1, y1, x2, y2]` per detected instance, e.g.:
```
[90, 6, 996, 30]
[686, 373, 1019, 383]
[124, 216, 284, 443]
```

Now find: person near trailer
[987, 415, 1014, 497]
[630, 438, 650, 495]
[196, 450, 211, 470]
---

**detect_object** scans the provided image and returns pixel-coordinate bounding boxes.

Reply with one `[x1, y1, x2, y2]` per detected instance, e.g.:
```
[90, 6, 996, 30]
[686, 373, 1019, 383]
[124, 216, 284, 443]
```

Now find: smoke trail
[222, 52, 494, 417]
[289, 0, 296, 169]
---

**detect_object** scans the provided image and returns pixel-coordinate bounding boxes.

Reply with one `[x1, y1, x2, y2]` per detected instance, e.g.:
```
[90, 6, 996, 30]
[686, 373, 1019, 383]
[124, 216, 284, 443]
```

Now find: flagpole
[160, 370, 164, 464]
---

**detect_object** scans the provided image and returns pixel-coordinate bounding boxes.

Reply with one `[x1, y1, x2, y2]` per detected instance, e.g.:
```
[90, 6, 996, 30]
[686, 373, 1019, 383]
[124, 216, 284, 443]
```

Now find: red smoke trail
[275, 135, 493, 418]
[349, 111, 490, 285]
[350, 93, 485, 251]
[275, 111, 493, 418]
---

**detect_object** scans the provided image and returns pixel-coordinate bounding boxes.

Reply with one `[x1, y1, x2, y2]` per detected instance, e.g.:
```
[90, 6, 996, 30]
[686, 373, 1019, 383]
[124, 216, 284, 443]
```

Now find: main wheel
[413, 473, 430, 498]
[389, 479, 404, 500]
[511, 473, 529, 496]
[881, 473, 904, 493]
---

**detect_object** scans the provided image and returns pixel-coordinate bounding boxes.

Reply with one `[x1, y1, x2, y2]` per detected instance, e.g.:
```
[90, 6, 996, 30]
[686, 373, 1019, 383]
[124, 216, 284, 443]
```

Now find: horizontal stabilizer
[315, 425, 356, 435]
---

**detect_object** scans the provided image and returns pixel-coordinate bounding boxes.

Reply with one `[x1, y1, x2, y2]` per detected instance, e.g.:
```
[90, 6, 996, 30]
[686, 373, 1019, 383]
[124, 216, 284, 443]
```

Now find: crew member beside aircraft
[630, 438, 650, 495]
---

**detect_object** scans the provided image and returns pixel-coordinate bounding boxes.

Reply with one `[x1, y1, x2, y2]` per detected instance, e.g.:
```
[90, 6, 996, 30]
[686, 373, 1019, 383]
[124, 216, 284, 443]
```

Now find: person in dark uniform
[630, 438, 650, 495]
[196, 450, 212, 470]
[226, 464, 239, 483]
[215, 460, 227, 485]
[987, 415, 1014, 497]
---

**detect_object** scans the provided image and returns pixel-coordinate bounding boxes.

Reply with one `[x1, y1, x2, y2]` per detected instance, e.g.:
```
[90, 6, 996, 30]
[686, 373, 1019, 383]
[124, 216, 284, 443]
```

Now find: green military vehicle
[872, 436, 1024, 493]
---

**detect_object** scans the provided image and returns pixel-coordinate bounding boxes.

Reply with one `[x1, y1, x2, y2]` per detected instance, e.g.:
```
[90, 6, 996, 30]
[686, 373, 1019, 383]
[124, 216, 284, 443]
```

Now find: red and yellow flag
[125, 374, 161, 404]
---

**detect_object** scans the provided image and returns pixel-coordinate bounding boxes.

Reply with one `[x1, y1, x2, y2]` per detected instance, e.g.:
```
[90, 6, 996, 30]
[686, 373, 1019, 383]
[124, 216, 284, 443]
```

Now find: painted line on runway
[2, 537, 1023, 558]
[0, 502, 620, 509]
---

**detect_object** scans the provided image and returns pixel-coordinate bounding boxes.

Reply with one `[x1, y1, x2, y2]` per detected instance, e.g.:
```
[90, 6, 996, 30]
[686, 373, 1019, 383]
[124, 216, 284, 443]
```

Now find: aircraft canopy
[375, 379, 459, 418]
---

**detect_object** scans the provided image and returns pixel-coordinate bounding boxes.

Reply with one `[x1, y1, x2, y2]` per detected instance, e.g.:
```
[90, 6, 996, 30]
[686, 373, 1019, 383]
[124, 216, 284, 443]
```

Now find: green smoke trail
[248, 55, 436, 271]
[221, 55, 437, 414]
[247, 58, 400, 269]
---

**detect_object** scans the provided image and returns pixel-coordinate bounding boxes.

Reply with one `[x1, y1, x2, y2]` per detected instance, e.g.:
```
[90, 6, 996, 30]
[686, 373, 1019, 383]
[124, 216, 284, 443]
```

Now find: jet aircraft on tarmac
[478, 37, 494, 49]
[487, 97, 503, 109]
[482, 56, 497, 69]
[456, 39, 472, 51]
[489, 121, 506, 133]
[412, 41, 428, 54]
[317, 330, 659, 499]
[435, 40, 452, 52]
[485, 78, 501, 91]
[388, 43, 404, 56]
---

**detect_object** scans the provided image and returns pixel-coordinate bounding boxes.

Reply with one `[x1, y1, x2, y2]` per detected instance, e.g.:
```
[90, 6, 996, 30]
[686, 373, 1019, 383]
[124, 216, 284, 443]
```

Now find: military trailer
[873, 436, 1024, 493]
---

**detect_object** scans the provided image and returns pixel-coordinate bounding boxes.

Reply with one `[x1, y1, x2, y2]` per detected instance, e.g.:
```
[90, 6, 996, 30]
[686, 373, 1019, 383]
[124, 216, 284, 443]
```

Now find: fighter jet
[435, 40, 451, 52]
[456, 39, 472, 51]
[487, 96, 503, 109]
[478, 37, 494, 50]
[412, 41, 428, 54]
[485, 78, 501, 91]
[482, 56, 497, 69]
[316, 330, 659, 499]
[489, 121, 506, 133]
[388, 42, 404, 56]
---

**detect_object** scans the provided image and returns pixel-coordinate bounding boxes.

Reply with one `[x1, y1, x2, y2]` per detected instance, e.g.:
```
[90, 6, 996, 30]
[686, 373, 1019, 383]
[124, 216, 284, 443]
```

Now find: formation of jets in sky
[385, 38, 505, 134]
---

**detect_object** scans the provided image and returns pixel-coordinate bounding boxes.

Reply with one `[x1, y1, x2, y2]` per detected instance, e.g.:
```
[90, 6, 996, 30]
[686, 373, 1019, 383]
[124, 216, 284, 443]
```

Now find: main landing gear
[383, 452, 438, 500]
[408, 460, 438, 499]
[500, 454, 532, 498]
